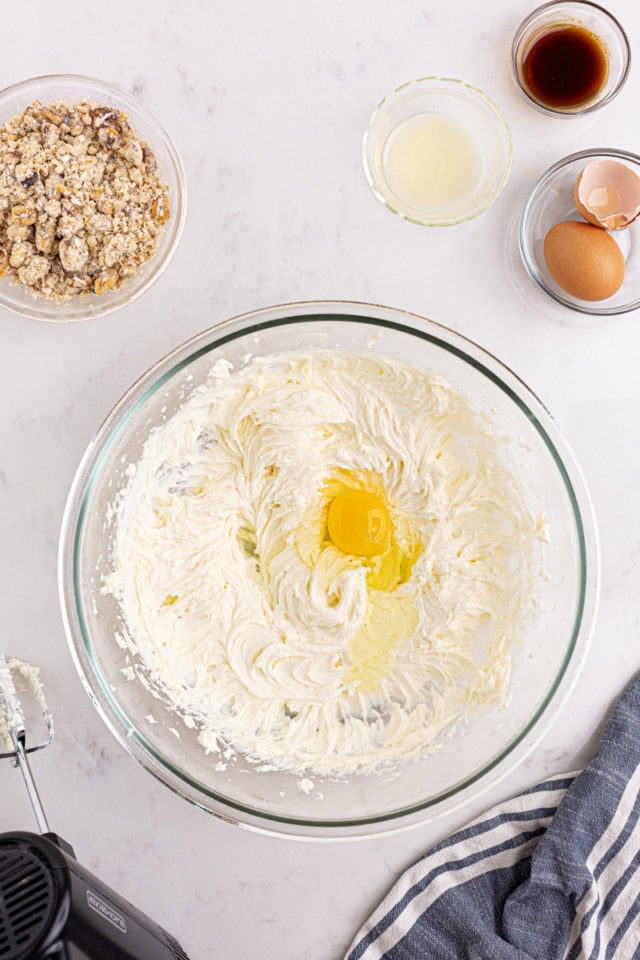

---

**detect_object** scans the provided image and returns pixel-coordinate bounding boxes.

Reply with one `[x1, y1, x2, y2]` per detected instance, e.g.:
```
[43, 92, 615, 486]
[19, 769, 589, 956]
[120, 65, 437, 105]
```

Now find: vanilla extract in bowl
[521, 23, 608, 110]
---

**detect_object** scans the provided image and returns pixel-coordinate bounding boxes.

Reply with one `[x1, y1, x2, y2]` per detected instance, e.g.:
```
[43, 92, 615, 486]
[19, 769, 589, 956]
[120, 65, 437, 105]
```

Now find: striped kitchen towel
[346, 675, 640, 960]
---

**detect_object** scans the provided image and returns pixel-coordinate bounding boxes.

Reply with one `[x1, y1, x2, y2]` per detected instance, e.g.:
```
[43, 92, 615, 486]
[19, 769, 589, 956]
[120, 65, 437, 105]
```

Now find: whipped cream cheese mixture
[105, 351, 540, 776]
[0, 659, 48, 752]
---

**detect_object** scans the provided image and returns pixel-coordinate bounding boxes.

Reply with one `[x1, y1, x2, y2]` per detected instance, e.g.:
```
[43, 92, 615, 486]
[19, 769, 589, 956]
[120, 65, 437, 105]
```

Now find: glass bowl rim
[58, 300, 599, 838]
[0, 72, 187, 323]
[519, 147, 640, 316]
[510, 0, 631, 118]
[362, 76, 513, 228]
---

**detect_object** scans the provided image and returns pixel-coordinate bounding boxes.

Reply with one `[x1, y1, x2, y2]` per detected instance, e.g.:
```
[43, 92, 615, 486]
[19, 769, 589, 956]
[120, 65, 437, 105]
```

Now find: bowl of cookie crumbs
[0, 74, 186, 322]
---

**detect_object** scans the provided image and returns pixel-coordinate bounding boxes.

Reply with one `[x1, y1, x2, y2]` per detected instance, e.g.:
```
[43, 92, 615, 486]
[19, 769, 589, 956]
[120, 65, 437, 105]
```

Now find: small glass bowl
[519, 148, 640, 315]
[512, 1, 630, 117]
[362, 77, 512, 228]
[0, 74, 186, 322]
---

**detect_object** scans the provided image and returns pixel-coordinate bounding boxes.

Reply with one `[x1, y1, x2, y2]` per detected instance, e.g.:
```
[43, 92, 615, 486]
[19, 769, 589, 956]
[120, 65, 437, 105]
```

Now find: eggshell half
[543, 220, 625, 301]
[574, 160, 640, 230]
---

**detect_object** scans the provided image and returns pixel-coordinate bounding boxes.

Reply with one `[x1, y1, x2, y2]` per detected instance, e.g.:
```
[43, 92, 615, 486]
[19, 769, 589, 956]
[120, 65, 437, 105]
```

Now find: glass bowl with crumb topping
[0, 74, 186, 322]
[59, 301, 599, 839]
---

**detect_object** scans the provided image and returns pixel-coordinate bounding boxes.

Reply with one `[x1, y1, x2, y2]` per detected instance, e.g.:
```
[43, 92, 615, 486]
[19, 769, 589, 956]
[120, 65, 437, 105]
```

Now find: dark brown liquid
[521, 23, 608, 109]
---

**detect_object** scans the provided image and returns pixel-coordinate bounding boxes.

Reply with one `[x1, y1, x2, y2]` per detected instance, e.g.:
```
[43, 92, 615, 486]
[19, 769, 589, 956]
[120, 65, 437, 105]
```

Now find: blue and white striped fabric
[347, 676, 640, 960]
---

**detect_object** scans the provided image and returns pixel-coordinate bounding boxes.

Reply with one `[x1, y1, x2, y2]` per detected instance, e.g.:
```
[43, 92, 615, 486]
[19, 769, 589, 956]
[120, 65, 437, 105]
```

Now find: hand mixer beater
[0, 655, 192, 959]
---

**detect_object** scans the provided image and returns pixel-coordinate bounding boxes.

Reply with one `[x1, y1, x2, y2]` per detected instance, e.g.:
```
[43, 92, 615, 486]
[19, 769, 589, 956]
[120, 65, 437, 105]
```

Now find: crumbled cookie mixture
[0, 100, 170, 301]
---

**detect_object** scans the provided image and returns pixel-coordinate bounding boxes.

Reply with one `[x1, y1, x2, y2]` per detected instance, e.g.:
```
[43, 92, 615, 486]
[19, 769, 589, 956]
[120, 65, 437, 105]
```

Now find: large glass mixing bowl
[59, 302, 598, 838]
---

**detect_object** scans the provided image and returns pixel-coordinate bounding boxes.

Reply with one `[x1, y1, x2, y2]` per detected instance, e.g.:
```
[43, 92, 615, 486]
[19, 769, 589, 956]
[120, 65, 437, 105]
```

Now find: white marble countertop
[2, 1, 640, 957]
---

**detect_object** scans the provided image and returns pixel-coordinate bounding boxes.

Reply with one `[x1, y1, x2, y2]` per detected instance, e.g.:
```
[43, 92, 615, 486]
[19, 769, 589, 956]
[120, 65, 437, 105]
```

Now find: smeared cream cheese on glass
[0, 659, 49, 751]
[105, 352, 540, 776]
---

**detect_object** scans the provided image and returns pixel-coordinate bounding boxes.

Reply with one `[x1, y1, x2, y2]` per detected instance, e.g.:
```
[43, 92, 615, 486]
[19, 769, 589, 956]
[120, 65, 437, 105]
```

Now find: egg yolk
[327, 489, 391, 557]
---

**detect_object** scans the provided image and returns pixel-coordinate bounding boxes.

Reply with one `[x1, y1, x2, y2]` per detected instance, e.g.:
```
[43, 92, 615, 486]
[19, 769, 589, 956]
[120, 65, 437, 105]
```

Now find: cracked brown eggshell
[574, 159, 640, 230]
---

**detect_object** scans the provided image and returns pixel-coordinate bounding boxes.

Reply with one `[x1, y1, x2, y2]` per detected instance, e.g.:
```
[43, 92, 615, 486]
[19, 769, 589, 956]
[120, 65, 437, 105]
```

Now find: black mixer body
[0, 832, 189, 960]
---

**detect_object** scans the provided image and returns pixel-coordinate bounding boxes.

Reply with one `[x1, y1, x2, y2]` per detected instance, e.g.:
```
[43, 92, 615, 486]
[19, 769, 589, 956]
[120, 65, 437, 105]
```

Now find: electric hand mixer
[0, 655, 192, 960]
